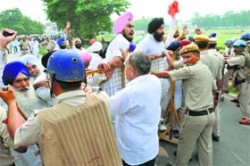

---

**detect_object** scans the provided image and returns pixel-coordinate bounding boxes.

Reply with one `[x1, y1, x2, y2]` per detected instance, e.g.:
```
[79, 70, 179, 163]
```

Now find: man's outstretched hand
[0, 85, 16, 105]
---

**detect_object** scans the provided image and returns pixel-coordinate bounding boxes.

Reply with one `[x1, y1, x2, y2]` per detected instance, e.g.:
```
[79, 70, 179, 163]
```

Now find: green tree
[191, 10, 250, 28]
[0, 8, 45, 35]
[134, 17, 151, 31]
[44, 0, 130, 38]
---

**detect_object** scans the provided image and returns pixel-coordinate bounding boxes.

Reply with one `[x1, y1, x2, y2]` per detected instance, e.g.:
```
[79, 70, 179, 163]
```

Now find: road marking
[231, 151, 246, 165]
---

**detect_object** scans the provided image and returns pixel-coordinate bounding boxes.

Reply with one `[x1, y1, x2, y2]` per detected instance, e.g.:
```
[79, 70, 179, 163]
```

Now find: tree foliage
[44, 0, 130, 38]
[133, 17, 151, 31]
[191, 10, 250, 29]
[0, 8, 45, 35]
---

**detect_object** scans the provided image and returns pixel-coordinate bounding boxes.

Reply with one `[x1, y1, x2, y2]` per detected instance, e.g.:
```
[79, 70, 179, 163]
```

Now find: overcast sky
[0, 0, 249, 23]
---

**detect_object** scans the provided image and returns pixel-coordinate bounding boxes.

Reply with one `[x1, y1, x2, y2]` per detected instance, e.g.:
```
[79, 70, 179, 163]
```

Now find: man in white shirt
[109, 51, 162, 166]
[135, 17, 170, 129]
[98, 12, 134, 96]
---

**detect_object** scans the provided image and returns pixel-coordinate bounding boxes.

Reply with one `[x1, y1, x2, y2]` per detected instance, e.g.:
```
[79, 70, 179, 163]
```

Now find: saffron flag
[168, 0, 179, 18]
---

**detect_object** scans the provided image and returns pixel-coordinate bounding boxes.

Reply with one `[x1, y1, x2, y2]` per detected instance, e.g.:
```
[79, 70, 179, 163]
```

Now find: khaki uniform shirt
[200, 50, 222, 80]
[169, 60, 214, 110]
[209, 49, 225, 80]
[45, 41, 55, 51]
[0, 106, 15, 165]
[227, 55, 245, 67]
[14, 90, 108, 147]
[14, 90, 87, 147]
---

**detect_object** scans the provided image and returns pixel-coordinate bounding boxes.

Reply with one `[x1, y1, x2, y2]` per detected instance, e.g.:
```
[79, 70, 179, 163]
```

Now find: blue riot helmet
[233, 39, 246, 47]
[241, 33, 250, 41]
[46, 50, 85, 82]
[224, 40, 233, 45]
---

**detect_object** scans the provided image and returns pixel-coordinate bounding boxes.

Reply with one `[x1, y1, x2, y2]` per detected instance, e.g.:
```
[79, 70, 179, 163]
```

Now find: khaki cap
[194, 34, 210, 43]
[180, 42, 199, 55]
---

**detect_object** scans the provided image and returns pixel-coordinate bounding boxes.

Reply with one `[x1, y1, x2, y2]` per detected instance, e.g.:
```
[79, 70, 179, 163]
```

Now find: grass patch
[228, 84, 238, 94]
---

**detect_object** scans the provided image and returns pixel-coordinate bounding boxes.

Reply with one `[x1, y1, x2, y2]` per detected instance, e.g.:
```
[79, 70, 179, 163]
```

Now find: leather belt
[187, 107, 214, 116]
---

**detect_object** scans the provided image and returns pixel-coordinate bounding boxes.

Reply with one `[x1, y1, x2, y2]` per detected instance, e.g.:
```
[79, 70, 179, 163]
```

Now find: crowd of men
[0, 11, 250, 166]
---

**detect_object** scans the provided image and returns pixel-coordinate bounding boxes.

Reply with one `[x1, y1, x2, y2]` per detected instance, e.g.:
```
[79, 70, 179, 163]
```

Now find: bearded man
[56, 38, 67, 49]
[21, 54, 54, 106]
[98, 12, 135, 96]
[2, 61, 48, 116]
[135, 17, 170, 128]
[2, 61, 46, 166]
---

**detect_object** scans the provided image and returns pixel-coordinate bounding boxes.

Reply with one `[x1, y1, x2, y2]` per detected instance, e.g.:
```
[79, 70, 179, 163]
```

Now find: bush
[39, 47, 48, 56]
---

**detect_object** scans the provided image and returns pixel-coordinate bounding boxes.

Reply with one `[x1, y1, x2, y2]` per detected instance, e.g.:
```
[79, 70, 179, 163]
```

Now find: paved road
[7, 52, 28, 62]
[156, 94, 250, 166]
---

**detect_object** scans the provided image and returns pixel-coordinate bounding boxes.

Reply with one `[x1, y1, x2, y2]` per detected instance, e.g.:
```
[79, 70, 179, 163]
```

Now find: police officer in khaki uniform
[40, 36, 55, 52]
[0, 50, 86, 152]
[194, 34, 223, 142]
[152, 43, 216, 166]
[0, 107, 15, 166]
[226, 39, 250, 125]
[208, 37, 225, 141]
[0, 50, 119, 165]
[19, 36, 30, 55]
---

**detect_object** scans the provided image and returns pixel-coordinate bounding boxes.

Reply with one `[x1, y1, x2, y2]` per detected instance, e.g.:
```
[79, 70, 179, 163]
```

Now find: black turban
[147, 17, 164, 34]
[41, 50, 57, 68]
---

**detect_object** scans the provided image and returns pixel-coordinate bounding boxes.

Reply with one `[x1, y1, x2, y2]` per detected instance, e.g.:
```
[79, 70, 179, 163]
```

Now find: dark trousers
[122, 158, 156, 166]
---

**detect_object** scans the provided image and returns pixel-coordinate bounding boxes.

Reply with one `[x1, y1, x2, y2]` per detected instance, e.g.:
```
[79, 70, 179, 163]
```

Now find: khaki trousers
[239, 82, 250, 119]
[175, 112, 215, 166]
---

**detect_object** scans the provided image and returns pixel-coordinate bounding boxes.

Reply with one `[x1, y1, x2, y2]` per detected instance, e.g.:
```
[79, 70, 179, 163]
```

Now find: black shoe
[212, 134, 220, 142]
[231, 99, 239, 104]
[220, 96, 224, 102]
[173, 130, 179, 139]
[236, 104, 240, 107]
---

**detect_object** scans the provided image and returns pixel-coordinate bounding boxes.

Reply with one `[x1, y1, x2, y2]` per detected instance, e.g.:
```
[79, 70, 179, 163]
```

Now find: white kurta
[135, 34, 170, 110]
[109, 74, 162, 165]
[101, 34, 130, 96]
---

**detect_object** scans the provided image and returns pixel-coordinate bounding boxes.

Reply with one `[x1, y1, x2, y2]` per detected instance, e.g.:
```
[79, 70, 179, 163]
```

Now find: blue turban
[209, 32, 217, 38]
[57, 38, 65, 46]
[2, 61, 30, 85]
[167, 41, 181, 51]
